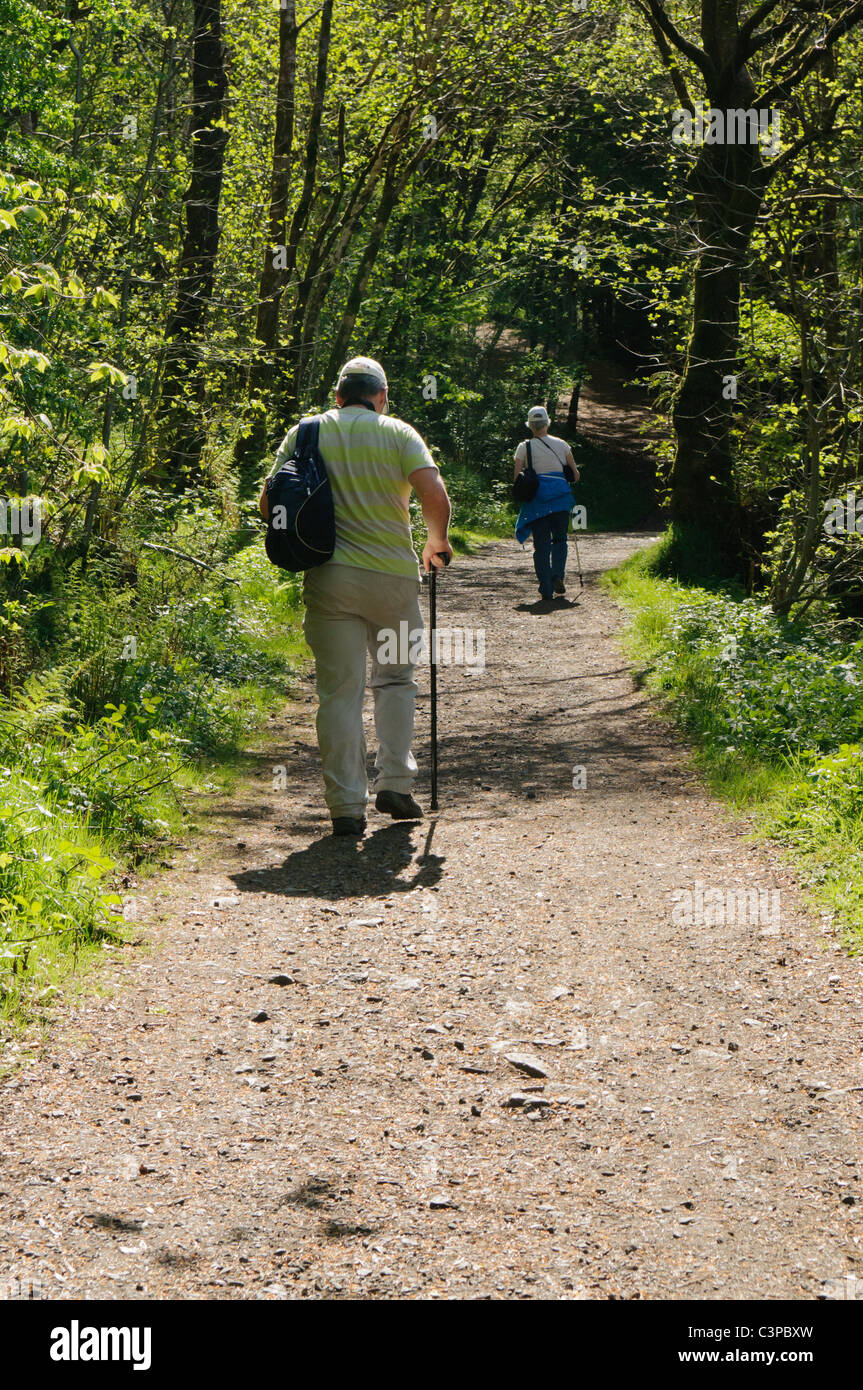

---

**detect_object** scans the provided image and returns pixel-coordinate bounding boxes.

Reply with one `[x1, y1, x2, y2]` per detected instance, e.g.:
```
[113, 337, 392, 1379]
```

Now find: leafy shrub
[653, 592, 863, 757]
[0, 769, 122, 1019]
[25, 701, 183, 844]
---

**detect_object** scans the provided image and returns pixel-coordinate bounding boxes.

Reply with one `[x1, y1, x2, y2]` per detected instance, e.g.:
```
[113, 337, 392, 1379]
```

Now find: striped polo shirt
[269, 406, 438, 578]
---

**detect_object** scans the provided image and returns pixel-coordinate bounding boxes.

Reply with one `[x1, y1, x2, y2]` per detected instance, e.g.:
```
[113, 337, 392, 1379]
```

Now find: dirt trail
[575, 360, 661, 454]
[2, 534, 862, 1301]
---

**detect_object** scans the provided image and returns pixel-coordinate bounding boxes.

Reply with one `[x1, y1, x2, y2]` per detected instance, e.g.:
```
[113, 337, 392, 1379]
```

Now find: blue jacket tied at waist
[515, 472, 575, 544]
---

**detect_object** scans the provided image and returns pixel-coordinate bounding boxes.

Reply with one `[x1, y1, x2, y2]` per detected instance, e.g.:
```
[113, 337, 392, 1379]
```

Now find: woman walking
[513, 405, 579, 606]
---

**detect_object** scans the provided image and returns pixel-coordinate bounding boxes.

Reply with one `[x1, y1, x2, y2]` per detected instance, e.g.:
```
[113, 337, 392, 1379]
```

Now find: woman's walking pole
[429, 553, 451, 811]
[571, 513, 584, 587]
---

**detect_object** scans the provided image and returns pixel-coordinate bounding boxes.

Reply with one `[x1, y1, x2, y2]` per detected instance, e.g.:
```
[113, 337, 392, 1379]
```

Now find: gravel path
[2, 533, 862, 1301]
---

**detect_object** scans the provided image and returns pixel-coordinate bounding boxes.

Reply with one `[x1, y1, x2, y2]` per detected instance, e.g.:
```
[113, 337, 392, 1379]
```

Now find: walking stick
[429, 552, 451, 811]
[571, 514, 585, 587]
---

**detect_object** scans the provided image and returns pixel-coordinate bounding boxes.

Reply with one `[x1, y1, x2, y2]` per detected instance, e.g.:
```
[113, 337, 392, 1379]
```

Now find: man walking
[262, 357, 452, 837]
[513, 405, 579, 606]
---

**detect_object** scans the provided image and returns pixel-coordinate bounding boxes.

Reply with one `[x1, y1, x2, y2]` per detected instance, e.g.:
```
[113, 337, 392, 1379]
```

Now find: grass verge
[604, 540, 863, 949]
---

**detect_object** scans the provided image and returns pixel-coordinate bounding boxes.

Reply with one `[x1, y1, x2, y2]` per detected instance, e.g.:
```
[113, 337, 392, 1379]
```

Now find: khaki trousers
[302, 563, 424, 819]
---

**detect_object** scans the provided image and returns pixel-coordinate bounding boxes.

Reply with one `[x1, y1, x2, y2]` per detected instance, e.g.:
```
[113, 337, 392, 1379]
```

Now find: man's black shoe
[553, 578, 566, 595]
[332, 816, 366, 837]
[375, 790, 423, 820]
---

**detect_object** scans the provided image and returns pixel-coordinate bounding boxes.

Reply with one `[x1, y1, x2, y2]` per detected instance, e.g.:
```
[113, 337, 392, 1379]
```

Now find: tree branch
[761, 0, 863, 105]
[633, 0, 715, 82]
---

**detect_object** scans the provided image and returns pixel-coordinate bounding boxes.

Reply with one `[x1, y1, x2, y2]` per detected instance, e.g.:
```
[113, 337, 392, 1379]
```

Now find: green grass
[605, 540, 863, 948]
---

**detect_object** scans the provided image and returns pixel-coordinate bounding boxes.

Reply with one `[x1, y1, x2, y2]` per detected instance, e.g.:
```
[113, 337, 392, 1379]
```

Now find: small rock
[212, 896, 240, 909]
[268, 974, 295, 986]
[504, 1052, 549, 1079]
[429, 1197, 457, 1209]
[347, 917, 384, 928]
[250, 1011, 270, 1023]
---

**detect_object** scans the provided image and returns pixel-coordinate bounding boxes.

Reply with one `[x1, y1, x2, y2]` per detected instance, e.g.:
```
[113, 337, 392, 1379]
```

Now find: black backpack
[264, 416, 336, 572]
[512, 439, 539, 503]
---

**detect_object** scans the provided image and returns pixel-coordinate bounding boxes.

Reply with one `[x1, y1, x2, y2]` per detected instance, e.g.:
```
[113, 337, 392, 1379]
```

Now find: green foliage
[652, 593, 863, 757]
[0, 768, 123, 1022]
[421, 463, 513, 539]
[0, 503, 306, 1022]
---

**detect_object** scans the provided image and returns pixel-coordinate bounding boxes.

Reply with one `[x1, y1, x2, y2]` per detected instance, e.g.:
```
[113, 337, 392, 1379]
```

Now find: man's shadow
[231, 820, 444, 902]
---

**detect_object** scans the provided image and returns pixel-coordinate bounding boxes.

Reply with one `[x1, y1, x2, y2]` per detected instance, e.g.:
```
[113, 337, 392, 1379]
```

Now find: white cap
[337, 356, 388, 392]
[526, 405, 550, 427]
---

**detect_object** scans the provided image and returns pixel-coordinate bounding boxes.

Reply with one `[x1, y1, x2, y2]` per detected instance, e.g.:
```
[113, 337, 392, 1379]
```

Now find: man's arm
[409, 466, 453, 572]
[513, 442, 525, 479]
[565, 445, 580, 483]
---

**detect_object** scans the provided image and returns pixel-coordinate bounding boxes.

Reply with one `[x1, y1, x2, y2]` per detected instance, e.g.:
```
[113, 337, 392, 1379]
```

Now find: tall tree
[158, 0, 228, 482]
[252, 0, 298, 371]
[633, 0, 863, 563]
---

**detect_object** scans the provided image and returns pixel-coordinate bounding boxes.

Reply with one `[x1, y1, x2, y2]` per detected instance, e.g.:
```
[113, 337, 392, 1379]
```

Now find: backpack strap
[536, 435, 564, 469]
[525, 439, 533, 470]
[296, 416, 321, 457]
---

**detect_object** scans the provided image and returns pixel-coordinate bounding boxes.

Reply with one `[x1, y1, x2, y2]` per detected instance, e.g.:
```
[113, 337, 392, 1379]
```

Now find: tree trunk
[158, 0, 228, 484]
[82, 35, 176, 558]
[233, 0, 298, 491]
[669, 59, 766, 561]
[252, 0, 298, 371]
[669, 178, 757, 527]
